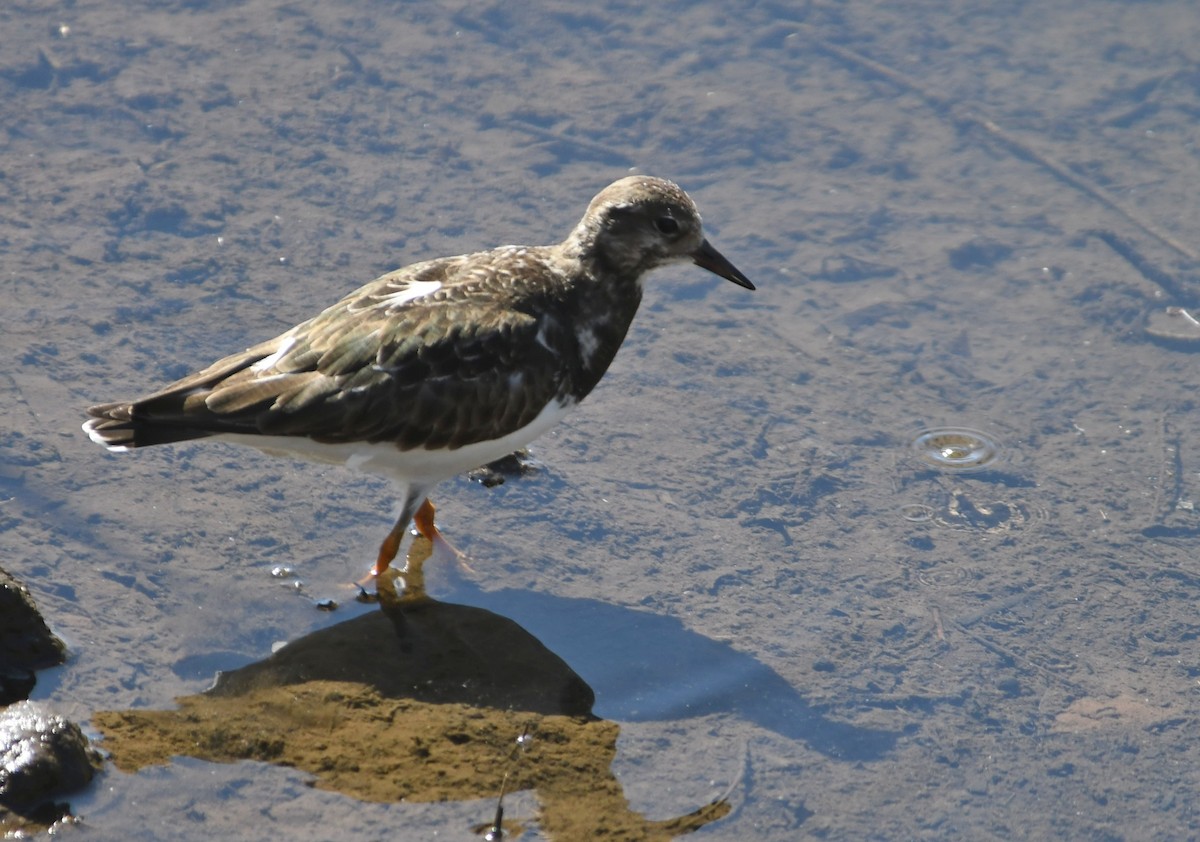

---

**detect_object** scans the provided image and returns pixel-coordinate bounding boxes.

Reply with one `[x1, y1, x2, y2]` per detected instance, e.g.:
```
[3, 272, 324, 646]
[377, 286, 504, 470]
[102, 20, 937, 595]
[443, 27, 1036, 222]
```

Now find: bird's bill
[692, 240, 755, 290]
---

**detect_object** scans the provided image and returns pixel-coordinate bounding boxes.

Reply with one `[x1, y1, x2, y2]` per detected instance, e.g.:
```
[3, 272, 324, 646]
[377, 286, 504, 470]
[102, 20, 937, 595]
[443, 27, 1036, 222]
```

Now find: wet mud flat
[3, 0, 1200, 839]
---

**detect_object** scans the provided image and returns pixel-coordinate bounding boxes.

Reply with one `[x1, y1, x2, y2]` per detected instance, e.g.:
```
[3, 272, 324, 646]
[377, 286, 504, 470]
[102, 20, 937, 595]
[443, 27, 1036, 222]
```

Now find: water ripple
[910, 427, 1001, 472]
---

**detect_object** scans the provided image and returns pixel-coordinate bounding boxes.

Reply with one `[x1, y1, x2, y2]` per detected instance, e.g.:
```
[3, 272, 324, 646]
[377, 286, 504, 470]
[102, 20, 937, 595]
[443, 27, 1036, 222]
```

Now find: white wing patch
[251, 336, 298, 373]
[378, 280, 442, 309]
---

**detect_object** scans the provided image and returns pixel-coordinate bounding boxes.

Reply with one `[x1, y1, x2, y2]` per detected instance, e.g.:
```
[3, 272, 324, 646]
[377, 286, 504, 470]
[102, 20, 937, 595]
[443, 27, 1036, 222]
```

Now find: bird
[83, 175, 755, 578]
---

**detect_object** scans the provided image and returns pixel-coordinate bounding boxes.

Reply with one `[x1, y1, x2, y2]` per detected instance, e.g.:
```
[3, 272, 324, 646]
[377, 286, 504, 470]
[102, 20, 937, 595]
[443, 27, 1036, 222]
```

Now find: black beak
[692, 239, 755, 290]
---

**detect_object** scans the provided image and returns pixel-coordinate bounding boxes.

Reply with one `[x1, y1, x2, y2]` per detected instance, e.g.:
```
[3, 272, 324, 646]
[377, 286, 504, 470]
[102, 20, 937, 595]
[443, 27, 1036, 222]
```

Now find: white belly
[217, 397, 575, 484]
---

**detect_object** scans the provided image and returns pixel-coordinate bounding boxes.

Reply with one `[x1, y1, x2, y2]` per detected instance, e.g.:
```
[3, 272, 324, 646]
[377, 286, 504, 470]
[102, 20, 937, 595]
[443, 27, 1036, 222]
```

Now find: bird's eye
[654, 216, 680, 235]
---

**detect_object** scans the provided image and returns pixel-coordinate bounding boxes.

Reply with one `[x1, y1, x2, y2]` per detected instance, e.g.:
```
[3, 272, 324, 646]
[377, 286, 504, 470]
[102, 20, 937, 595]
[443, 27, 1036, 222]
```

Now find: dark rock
[0, 701, 100, 810]
[0, 569, 67, 705]
[467, 449, 541, 488]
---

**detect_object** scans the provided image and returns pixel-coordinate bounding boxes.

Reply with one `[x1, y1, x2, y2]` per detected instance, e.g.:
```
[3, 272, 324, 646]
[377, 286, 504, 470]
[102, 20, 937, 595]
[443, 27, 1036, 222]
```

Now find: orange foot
[414, 499, 476, 578]
[372, 498, 442, 577]
[365, 498, 474, 593]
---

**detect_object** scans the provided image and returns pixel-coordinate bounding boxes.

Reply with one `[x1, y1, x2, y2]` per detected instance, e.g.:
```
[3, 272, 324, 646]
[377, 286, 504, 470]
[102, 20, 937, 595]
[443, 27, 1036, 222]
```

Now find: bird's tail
[83, 402, 214, 451]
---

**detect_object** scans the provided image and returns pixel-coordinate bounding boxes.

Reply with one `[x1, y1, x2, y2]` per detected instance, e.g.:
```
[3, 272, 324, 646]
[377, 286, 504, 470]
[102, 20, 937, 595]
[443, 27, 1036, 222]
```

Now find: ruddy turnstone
[84, 176, 754, 577]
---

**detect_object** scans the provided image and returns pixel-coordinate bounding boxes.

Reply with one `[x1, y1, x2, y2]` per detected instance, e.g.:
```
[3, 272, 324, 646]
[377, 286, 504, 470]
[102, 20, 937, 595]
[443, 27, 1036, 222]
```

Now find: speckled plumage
[84, 176, 754, 576]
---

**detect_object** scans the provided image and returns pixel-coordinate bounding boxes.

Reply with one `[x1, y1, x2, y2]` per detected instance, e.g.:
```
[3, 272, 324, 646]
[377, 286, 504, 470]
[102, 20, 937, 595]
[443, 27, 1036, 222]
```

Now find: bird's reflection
[93, 537, 729, 839]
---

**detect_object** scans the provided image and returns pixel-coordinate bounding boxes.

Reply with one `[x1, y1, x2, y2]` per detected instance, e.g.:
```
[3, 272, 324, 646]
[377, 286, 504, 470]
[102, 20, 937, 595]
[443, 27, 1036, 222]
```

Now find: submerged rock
[0, 700, 100, 804]
[0, 700, 100, 829]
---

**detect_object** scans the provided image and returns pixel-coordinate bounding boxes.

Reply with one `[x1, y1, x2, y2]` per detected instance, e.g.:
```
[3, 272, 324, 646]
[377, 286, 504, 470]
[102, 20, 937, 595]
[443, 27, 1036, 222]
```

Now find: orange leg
[411, 497, 470, 572]
[373, 521, 406, 577]
[373, 497, 440, 576]
[413, 498, 440, 542]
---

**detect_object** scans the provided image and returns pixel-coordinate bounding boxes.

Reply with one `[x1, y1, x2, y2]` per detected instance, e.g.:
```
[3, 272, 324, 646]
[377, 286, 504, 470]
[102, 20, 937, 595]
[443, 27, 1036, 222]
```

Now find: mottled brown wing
[86, 255, 574, 451]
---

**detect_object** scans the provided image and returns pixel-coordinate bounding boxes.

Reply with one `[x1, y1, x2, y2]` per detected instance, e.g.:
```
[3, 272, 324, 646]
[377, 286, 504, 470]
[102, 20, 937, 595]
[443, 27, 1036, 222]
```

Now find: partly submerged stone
[0, 700, 100, 832]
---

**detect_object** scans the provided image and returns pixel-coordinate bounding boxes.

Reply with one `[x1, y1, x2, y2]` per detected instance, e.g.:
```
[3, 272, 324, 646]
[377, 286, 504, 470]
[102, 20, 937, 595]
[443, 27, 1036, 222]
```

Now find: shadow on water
[454, 585, 899, 762]
[92, 537, 896, 837]
[468, 454, 899, 761]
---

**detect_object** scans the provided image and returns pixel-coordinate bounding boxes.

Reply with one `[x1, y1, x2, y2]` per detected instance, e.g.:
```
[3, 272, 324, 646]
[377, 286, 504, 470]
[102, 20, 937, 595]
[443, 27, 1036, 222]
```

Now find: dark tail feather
[83, 402, 215, 450]
[82, 343, 277, 451]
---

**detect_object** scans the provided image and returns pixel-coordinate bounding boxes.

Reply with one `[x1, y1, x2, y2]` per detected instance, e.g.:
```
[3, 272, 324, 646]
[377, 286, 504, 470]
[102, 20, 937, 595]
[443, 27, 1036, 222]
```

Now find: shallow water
[4, 0, 1200, 838]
